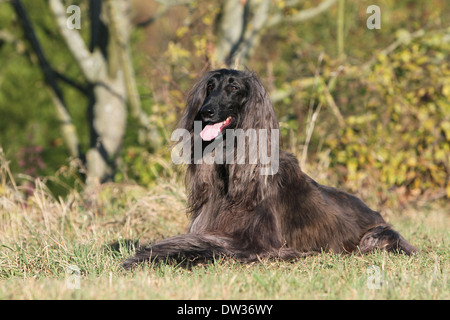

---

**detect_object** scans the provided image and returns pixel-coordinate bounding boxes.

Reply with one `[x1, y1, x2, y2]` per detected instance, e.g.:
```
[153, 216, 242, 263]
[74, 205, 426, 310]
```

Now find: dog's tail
[122, 233, 310, 270]
[122, 233, 251, 270]
[358, 224, 418, 255]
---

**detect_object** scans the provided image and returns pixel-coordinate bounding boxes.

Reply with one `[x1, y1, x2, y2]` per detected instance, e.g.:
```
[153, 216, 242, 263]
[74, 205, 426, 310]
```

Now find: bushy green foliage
[115, 146, 180, 188]
[1, 0, 448, 201]
[326, 31, 450, 197]
[0, 1, 87, 177]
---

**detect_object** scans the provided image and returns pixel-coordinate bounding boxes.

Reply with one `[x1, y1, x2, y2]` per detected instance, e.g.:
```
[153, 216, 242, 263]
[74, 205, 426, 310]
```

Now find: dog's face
[197, 69, 249, 141]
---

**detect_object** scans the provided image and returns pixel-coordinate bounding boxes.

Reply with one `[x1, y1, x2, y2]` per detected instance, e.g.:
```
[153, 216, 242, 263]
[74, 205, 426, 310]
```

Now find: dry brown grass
[0, 151, 448, 299]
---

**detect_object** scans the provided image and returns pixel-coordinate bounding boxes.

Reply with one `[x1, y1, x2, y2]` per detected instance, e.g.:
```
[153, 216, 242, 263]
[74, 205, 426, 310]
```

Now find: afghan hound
[122, 69, 417, 269]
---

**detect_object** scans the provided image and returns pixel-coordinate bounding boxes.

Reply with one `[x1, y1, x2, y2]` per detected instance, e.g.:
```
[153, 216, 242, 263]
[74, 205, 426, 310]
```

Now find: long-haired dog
[122, 69, 417, 269]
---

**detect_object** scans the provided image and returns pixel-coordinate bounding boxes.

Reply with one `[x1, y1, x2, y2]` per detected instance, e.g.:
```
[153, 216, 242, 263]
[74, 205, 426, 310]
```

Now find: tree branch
[48, 0, 105, 82]
[135, 0, 193, 28]
[105, 0, 161, 148]
[268, 0, 337, 27]
[232, 0, 270, 66]
[11, 0, 81, 158]
[361, 29, 426, 71]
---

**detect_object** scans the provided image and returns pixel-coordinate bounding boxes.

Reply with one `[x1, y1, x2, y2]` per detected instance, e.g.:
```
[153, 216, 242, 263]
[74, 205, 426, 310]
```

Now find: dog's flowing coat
[123, 69, 417, 269]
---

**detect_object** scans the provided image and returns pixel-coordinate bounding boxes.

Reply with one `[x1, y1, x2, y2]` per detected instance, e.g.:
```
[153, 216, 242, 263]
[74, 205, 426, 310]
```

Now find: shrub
[326, 31, 450, 199]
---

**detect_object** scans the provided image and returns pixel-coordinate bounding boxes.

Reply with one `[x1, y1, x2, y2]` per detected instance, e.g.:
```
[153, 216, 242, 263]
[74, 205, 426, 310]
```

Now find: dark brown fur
[122, 69, 417, 269]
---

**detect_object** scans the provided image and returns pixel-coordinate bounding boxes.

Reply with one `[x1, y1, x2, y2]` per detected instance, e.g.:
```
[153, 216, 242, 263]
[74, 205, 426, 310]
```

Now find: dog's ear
[240, 74, 279, 132]
[227, 73, 280, 210]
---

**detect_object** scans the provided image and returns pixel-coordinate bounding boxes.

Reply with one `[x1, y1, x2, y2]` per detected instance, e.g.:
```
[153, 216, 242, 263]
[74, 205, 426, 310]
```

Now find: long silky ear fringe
[239, 73, 279, 132]
[225, 72, 280, 210]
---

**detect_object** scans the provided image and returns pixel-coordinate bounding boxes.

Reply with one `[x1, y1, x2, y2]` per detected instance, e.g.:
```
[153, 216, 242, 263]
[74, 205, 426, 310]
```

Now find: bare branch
[48, 90, 82, 158]
[268, 0, 337, 27]
[215, 0, 246, 65]
[319, 75, 345, 127]
[11, 0, 81, 158]
[301, 102, 322, 168]
[105, 0, 161, 148]
[233, 0, 271, 65]
[48, 0, 105, 82]
[361, 29, 426, 71]
[135, 0, 193, 27]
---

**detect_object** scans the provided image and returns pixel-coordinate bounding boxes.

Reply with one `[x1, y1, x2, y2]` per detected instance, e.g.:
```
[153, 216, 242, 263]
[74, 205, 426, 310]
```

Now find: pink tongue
[200, 122, 223, 141]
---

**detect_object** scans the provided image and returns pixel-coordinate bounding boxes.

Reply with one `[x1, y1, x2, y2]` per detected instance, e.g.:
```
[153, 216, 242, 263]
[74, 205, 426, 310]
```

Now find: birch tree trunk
[215, 0, 246, 65]
[214, 0, 337, 67]
[49, 0, 129, 201]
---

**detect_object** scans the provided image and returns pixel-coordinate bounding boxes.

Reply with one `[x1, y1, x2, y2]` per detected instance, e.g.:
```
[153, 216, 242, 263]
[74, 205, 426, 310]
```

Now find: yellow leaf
[442, 84, 450, 97]
[424, 118, 434, 131]
[176, 26, 188, 38]
[400, 50, 411, 63]
[347, 159, 358, 175]
[406, 157, 417, 167]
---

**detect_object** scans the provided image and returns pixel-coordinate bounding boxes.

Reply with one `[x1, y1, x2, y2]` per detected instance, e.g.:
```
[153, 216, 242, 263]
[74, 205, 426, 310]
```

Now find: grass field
[0, 163, 448, 300]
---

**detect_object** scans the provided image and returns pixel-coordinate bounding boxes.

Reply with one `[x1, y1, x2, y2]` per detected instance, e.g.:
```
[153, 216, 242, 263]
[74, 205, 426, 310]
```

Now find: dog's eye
[230, 85, 240, 91]
[207, 84, 214, 92]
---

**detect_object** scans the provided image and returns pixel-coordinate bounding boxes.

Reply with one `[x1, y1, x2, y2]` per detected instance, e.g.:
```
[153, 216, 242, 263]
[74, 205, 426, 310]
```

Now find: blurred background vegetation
[0, 0, 448, 207]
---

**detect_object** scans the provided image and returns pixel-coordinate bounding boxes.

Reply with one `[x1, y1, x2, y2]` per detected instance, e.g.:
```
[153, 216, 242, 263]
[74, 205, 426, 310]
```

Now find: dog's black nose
[200, 105, 215, 120]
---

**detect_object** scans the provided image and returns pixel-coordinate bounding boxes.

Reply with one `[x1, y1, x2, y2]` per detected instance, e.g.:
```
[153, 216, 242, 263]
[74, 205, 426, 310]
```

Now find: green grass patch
[0, 174, 448, 299]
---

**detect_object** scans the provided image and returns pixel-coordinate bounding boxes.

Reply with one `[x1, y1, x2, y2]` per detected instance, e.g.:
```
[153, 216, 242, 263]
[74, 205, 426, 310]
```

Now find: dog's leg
[358, 224, 418, 255]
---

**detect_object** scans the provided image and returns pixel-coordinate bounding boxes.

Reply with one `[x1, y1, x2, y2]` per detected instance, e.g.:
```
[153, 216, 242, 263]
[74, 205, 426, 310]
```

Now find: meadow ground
[0, 170, 448, 300]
